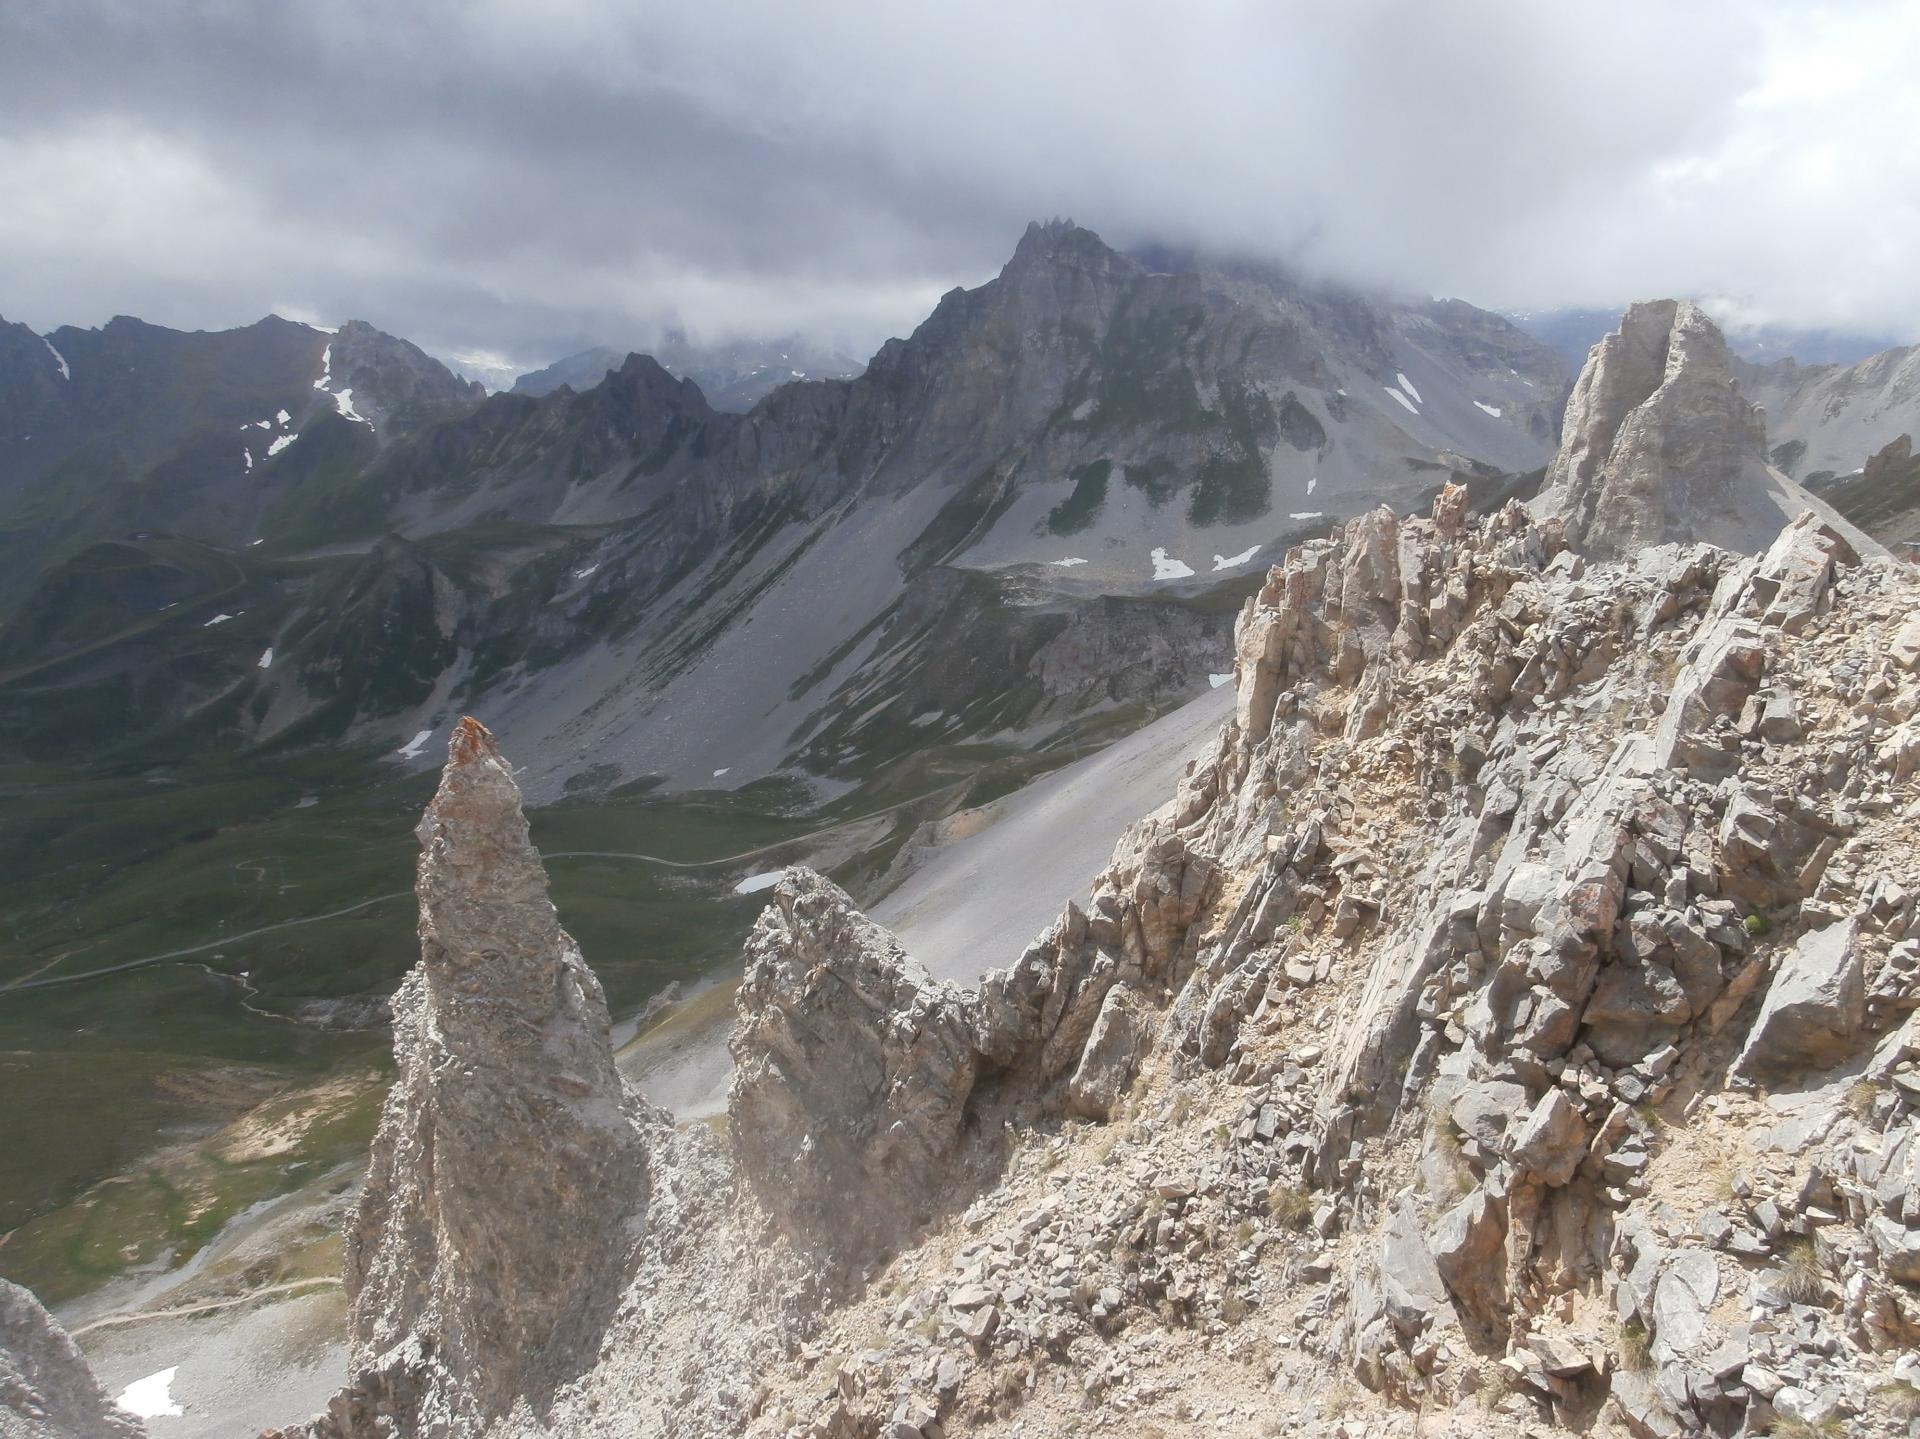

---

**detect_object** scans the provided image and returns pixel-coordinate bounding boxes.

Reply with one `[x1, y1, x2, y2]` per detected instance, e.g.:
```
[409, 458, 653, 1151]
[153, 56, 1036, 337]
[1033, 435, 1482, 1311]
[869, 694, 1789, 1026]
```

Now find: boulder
[1651, 1250, 1719, 1357]
[1066, 983, 1154, 1120]
[1450, 1079, 1529, 1149]
[1510, 1089, 1589, 1187]
[1734, 920, 1867, 1081]
[1428, 1185, 1507, 1328]
[1376, 1199, 1456, 1337]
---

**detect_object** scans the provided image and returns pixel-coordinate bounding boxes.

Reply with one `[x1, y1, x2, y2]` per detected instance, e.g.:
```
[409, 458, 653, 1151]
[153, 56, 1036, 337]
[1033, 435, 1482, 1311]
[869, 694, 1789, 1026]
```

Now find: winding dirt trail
[67, 1278, 343, 1338]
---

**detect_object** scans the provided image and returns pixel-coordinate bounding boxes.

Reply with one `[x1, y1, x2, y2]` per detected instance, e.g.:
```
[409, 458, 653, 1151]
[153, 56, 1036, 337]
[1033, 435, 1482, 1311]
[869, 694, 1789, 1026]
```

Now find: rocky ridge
[677, 489, 1920, 1439]
[1740, 341, 1920, 485]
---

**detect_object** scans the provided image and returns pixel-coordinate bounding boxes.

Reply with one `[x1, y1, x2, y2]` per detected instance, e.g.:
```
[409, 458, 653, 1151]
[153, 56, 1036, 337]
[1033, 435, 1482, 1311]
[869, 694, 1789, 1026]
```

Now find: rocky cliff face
[0, 1280, 144, 1439]
[290, 716, 652, 1436]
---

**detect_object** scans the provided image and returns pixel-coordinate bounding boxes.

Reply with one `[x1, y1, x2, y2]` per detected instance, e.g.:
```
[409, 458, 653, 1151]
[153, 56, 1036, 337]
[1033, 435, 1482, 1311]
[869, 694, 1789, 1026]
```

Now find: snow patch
[257, 647, 273, 669]
[42, 337, 69, 380]
[242, 449, 252, 471]
[1150, 547, 1194, 580]
[1307, 476, 1317, 494]
[395, 729, 433, 760]
[116, 1368, 183, 1419]
[1208, 673, 1233, 689]
[712, 768, 730, 778]
[1473, 401, 1503, 418]
[313, 346, 375, 428]
[330, 387, 372, 426]
[733, 869, 786, 896]
[1289, 512, 1325, 522]
[573, 563, 600, 580]
[1050, 556, 1088, 568]
[276, 408, 291, 425]
[1384, 386, 1419, 416]
[1211, 544, 1260, 571]
[266, 433, 295, 457]
[202, 613, 234, 627]
[1395, 372, 1423, 404]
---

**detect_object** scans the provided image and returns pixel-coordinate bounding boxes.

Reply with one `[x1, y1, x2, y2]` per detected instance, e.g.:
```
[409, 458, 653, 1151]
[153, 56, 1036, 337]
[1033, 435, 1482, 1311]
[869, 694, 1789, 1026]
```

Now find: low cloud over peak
[3, 0, 1916, 369]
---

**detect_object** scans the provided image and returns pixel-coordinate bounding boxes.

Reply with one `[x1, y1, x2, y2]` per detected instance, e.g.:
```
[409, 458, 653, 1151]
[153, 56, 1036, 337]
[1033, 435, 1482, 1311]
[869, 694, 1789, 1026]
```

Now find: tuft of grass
[1478, 1365, 1519, 1412]
[1617, 1317, 1653, 1372]
[1874, 1380, 1920, 1420]
[1221, 1291, 1251, 1325]
[1321, 1380, 1358, 1419]
[1846, 1080, 1880, 1123]
[1770, 1418, 1847, 1439]
[1427, 1095, 1473, 1197]
[1779, 1239, 1827, 1305]
[1267, 1183, 1314, 1231]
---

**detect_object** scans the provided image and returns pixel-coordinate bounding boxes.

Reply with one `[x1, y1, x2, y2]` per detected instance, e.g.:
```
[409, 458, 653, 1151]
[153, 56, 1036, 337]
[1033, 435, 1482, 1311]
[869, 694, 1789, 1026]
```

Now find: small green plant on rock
[1744, 912, 1771, 938]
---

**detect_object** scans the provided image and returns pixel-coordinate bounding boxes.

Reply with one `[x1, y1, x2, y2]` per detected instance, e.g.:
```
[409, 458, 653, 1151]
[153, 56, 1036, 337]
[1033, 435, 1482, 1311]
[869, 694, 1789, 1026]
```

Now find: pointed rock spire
[321, 716, 648, 1435]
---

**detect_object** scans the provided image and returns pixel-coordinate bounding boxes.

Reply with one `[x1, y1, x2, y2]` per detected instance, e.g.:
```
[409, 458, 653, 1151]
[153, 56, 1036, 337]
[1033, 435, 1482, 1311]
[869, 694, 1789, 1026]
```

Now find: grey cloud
[1, 0, 1915, 373]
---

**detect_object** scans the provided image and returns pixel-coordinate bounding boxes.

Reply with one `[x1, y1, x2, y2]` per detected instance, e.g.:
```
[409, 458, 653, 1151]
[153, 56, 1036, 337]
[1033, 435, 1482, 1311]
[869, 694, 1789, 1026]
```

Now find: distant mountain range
[0, 222, 1581, 801]
[511, 333, 865, 412]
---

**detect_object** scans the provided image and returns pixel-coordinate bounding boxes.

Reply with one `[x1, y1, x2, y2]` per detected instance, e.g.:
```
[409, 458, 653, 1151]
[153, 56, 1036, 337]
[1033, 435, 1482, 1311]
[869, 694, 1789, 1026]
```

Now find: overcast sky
[2, 0, 1916, 377]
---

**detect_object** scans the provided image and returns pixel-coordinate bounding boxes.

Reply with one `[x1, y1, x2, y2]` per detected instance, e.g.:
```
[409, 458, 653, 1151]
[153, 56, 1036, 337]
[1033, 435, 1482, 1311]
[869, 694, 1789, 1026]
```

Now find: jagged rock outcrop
[1533, 300, 1879, 561]
[292, 716, 650, 1436]
[732, 871, 984, 1269]
[730, 848, 1208, 1272]
[0, 1280, 145, 1439]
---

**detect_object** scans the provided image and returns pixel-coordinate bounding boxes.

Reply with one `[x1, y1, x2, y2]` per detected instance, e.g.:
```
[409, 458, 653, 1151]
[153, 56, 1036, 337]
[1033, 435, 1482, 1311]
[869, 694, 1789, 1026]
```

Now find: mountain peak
[1006, 217, 1132, 277]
